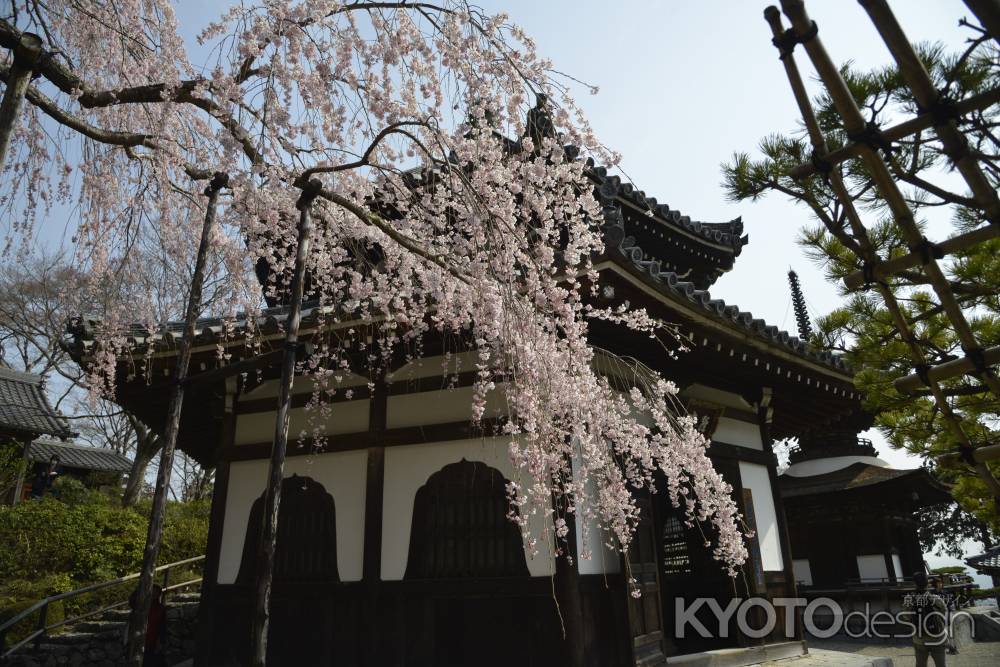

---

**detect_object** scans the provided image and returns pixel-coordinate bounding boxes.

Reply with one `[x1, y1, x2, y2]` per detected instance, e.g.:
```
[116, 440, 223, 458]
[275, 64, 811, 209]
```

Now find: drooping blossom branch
[3, 0, 749, 586]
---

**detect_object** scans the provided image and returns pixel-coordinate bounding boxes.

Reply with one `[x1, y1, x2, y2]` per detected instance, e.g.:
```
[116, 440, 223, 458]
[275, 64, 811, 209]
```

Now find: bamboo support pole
[843, 223, 999, 290]
[789, 87, 1000, 179]
[939, 443, 1000, 467]
[781, 0, 1000, 401]
[766, 2, 1000, 499]
[859, 0, 1000, 225]
[963, 0, 1000, 45]
[250, 178, 322, 667]
[124, 172, 229, 666]
[894, 345, 1000, 395]
[0, 31, 42, 172]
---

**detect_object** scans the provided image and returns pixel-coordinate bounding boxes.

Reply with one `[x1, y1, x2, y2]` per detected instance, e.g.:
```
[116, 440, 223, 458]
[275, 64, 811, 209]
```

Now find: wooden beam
[223, 417, 506, 461]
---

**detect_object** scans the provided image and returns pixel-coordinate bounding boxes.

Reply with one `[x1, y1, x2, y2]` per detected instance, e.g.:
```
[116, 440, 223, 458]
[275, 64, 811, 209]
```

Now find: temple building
[779, 429, 954, 613]
[0, 367, 75, 504]
[67, 162, 870, 666]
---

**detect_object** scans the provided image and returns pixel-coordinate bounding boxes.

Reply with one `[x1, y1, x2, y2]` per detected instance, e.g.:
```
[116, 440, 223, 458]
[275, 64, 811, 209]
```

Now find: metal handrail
[0, 555, 204, 660]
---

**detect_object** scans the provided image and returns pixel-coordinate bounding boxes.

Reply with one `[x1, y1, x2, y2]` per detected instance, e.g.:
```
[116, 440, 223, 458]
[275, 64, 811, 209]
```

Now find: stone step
[39, 631, 94, 646]
[72, 620, 124, 634]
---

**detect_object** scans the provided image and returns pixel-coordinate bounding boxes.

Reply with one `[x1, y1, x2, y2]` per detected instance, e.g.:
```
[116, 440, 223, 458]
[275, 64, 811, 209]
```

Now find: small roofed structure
[0, 367, 75, 504]
[967, 545, 1000, 591]
[780, 428, 956, 612]
[17, 439, 132, 502]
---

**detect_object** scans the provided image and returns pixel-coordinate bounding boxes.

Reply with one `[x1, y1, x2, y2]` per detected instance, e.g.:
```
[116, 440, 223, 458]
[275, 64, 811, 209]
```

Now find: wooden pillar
[362, 375, 387, 666]
[194, 375, 240, 667]
[553, 500, 585, 667]
[881, 516, 898, 585]
[759, 391, 802, 640]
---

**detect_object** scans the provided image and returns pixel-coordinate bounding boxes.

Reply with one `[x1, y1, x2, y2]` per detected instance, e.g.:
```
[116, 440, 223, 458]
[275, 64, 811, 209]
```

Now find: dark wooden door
[626, 497, 667, 666]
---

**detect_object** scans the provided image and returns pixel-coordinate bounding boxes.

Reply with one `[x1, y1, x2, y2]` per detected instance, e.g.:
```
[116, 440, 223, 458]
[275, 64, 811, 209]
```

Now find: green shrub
[0, 491, 209, 642]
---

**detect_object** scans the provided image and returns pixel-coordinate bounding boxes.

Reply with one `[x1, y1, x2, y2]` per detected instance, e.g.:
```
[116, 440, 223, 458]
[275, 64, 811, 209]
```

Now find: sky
[23, 1, 993, 576]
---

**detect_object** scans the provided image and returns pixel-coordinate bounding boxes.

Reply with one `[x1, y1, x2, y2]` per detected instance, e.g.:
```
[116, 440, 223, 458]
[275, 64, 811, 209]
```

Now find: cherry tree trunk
[0, 32, 42, 172]
[124, 173, 228, 666]
[121, 433, 163, 507]
[250, 180, 321, 666]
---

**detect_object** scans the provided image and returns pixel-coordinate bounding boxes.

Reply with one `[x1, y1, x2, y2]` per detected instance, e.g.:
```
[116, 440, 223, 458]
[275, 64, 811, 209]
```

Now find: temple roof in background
[779, 462, 951, 507]
[27, 438, 132, 473]
[967, 545, 1000, 575]
[0, 367, 74, 440]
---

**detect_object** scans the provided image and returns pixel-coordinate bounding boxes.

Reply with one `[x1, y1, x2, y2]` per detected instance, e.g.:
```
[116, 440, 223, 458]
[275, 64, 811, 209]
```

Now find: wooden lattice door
[627, 497, 667, 666]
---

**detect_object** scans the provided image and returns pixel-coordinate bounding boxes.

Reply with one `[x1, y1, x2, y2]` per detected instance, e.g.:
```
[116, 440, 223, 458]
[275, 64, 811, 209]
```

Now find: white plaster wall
[682, 384, 754, 411]
[891, 554, 903, 580]
[388, 352, 482, 382]
[239, 373, 370, 401]
[783, 455, 891, 478]
[234, 400, 369, 445]
[573, 457, 622, 576]
[386, 385, 507, 430]
[792, 558, 813, 586]
[857, 554, 889, 581]
[381, 437, 555, 580]
[738, 461, 784, 572]
[217, 450, 368, 584]
[713, 417, 763, 451]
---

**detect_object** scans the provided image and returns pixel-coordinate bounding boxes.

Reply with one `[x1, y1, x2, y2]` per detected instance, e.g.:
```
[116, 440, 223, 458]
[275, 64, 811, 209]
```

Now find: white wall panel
[381, 437, 555, 580]
[217, 450, 368, 584]
[714, 417, 763, 451]
[234, 400, 369, 445]
[738, 461, 784, 572]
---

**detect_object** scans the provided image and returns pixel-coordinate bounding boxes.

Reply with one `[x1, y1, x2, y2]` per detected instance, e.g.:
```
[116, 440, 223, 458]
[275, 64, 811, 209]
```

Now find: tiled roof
[779, 462, 951, 502]
[601, 209, 850, 372]
[68, 231, 847, 374]
[0, 367, 74, 438]
[27, 438, 132, 473]
[587, 161, 748, 252]
[967, 545, 1000, 573]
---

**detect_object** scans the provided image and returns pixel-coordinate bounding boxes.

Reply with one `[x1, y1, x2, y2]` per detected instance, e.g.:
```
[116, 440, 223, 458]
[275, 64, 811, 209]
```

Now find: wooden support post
[250, 178, 321, 667]
[0, 31, 42, 173]
[124, 172, 229, 666]
[554, 500, 586, 667]
[193, 375, 239, 667]
[362, 373, 386, 666]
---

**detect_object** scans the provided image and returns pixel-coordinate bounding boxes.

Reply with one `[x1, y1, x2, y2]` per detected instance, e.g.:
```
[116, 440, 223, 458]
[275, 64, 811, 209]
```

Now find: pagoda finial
[787, 269, 813, 341]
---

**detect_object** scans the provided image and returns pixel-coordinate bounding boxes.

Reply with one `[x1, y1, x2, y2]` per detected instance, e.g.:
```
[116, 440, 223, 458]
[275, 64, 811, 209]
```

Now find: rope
[810, 149, 833, 176]
[772, 21, 819, 59]
[910, 236, 943, 265]
[963, 346, 989, 376]
[958, 443, 978, 467]
[915, 364, 933, 387]
[847, 120, 893, 154]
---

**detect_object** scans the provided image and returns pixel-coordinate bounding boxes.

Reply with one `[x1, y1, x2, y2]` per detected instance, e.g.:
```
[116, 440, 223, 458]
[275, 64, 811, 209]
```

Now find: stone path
[784, 639, 1000, 667]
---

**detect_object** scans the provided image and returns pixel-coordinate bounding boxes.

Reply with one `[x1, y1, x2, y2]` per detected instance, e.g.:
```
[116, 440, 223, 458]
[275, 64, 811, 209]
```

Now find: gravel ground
[809, 638, 1000, 667]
